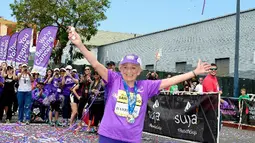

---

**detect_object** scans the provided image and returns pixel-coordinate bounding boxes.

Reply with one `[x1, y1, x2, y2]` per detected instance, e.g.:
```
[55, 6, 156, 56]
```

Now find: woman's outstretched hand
[67, 26, 83, 48]
[194, 59, 211, 75]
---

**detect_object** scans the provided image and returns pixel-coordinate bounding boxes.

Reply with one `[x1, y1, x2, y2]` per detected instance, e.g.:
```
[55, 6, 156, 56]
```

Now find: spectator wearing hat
[61, 65, 79, 126]
[0, 65, 17, 123]
[12, 64, 23, 115]
[47, 68, 63, 126]
[71, 69, 78, 78]
[60, 68, 66, 77]
[32, 80, 48, 121]
[69, 68, 80, 126]
[17, 64, 34, 125]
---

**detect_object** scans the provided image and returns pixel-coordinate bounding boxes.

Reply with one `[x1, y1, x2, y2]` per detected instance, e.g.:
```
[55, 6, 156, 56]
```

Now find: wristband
[192, 71, 197, 77]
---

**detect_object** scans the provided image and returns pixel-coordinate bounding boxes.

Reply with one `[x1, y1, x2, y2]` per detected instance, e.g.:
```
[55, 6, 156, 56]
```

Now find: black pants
[0, 92, 15, 120]
[202, 109, 218, 143]
[62, 95, 71, 119]
[12, 92, 18, 113]
[78, 96, 88, 120]
[0, 102, 13, 120]
[89, 103, 104, 126]
[32, 101, 46, 120]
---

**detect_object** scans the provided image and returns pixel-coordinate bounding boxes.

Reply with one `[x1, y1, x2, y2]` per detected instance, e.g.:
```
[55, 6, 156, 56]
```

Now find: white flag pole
[154, 48, 162, 72]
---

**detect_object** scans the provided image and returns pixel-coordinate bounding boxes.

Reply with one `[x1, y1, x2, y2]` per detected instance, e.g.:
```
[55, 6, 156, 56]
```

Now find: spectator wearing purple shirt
[32, 80, 48, 120]
[61, 65, 79, 126]
[44, 69, 54, 93]
[47, 68, 63, 126]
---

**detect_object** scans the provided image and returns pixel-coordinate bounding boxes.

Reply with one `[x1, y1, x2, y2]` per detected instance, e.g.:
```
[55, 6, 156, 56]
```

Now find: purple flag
[15, 28, 33, 67]
[6, 33, 19, 66]
[0, 35, 11, 64]
[32, 26, 58, 76]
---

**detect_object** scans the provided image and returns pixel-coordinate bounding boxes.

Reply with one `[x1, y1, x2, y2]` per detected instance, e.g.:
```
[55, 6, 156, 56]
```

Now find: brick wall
[98, 9, 255, 79]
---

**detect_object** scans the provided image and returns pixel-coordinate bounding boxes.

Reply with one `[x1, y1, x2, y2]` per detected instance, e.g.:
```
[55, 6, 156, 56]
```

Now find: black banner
[242, 99, 255, 125]
[144, 93, 219, 143]
[221, 97, 239, 122]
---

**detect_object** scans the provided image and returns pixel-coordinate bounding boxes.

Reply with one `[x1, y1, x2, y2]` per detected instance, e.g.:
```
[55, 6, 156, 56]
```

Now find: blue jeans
[17, 91, 32, 122]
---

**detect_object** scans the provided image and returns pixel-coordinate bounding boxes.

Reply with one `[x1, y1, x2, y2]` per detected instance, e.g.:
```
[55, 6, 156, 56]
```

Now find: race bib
[114, 90, 142, 118]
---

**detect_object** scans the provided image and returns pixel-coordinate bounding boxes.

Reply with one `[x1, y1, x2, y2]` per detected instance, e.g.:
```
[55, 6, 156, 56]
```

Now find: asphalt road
[0, 122, 254, 143]
[0, 115, 255, 143]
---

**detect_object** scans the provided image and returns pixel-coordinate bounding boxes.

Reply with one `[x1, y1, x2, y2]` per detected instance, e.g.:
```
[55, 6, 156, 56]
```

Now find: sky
[1, 0, 255, 34]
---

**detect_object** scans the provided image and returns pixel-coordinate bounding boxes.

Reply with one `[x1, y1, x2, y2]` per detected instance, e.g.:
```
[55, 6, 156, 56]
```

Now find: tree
[10, 0, 110, 64]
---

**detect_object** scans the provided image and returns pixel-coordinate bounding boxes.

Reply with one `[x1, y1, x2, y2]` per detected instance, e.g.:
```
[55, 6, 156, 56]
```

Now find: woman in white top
[17, 64, 33, 125]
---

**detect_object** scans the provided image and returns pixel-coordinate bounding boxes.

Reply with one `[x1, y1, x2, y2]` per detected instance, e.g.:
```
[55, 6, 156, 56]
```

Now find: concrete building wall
[98, 9, 255, 79]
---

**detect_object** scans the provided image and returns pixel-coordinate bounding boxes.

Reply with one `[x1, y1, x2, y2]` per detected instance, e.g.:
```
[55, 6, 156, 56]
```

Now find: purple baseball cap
[120, 54, 142, 66]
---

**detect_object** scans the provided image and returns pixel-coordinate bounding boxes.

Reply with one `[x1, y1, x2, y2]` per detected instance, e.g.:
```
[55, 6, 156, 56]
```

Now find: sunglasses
[210, 68, 217, 71]
[85, 69, 90, 71]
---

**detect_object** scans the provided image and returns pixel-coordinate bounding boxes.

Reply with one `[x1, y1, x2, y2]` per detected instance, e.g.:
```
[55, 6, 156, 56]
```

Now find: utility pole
[234, 0, 240, 97]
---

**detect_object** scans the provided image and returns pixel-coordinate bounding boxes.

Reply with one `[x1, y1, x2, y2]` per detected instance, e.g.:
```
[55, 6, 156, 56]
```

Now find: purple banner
[32, 26, 58, 76]
[0, 35, 11, 63]
[221, 97, 239, 122]
[15, 28, 33, 67]
[6, 33, 19, 66]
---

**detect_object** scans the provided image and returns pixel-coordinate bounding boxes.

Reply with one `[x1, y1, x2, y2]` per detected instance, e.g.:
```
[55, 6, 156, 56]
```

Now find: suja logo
[148, 99, 160, 123]
[184, 101, 191, 112]
[153, 100, 159, 109]
[174, 101, 197, 128]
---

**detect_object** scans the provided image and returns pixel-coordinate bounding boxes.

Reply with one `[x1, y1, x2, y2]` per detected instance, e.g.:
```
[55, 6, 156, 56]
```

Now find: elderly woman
[68, 27, 210, 142]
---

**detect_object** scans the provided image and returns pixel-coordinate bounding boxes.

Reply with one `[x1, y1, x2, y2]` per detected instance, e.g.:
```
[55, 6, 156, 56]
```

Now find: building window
[145, 64, 154, 71]
[215, 58, 230, 76]
[176, 62, 187, 73]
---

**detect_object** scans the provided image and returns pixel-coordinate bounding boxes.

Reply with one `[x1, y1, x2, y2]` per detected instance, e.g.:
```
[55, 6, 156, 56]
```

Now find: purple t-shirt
[0, 76, 4, 94]
[62, 75, 79, 96]
[98, 70, 161, 143]
[44, 78, 53, 93]
[50, 77, 62, 94]
[32, 88, 49, 103]
[51, 77, 62, 90]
